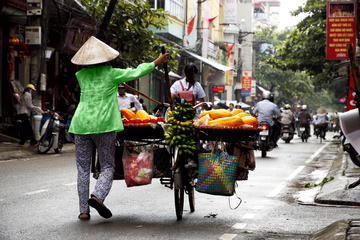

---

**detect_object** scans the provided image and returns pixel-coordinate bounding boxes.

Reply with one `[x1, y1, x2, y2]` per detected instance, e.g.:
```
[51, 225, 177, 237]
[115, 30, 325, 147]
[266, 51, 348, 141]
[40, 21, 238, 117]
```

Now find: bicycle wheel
[37, 129, 54, 154]
[174, 188, 184, 220]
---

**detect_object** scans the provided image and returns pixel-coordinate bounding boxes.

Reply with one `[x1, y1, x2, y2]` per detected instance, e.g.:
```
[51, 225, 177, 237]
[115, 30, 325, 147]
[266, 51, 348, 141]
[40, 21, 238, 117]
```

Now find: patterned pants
[75, 132, 115, 214]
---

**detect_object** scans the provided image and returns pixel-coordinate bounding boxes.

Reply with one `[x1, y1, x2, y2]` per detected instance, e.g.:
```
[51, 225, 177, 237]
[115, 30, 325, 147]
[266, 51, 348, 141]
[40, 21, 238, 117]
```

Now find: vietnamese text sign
[213, 85, 225, 92]
[241, 71, 252, 92]
[326, 2, 356, 60]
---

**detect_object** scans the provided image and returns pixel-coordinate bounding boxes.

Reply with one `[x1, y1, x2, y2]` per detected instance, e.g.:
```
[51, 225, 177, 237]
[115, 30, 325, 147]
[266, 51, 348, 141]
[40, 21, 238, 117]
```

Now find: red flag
[208, 16, 217, 23]
[187, 16, 196, 35]
[227, 44, 234, 59]
[346, 71, 357, 111]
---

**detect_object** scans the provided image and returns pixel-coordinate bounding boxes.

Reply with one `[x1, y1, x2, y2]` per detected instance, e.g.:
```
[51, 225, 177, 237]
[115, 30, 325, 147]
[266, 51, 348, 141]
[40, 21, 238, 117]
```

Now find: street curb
[309, 219, 350, 240]
[315, 144, 360, 206]
[0, 143, 75, 161]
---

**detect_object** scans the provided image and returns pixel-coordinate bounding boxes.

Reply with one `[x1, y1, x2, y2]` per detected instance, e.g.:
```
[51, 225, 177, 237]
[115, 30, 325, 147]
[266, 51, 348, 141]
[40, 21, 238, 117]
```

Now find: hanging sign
[213, 85, 225, 92]
[326, 2, 356, 60]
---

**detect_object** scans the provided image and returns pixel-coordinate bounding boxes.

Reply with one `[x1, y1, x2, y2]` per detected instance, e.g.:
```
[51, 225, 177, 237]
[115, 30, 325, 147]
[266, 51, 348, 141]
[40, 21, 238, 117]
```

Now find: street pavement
[1, 132, 360, 239]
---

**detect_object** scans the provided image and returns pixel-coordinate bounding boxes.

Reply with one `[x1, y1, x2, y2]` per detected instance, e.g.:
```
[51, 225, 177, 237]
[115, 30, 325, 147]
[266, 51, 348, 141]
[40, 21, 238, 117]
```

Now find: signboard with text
[213, 85, 225, 92]
[241, 71, 252, 91]
[326, 2, 356, 60]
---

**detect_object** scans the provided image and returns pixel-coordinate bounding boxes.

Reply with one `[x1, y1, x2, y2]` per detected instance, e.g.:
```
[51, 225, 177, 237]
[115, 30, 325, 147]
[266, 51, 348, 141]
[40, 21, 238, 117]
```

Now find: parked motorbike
[34, 110, 67, 154]
[280, 123, 294, 143]
[256, 122, 275, 158]
[338, 131, 360, 167]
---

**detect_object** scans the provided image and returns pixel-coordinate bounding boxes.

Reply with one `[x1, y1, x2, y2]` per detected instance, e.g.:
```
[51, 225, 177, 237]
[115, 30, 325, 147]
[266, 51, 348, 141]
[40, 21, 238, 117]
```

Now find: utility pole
[196, 0, 203, 55]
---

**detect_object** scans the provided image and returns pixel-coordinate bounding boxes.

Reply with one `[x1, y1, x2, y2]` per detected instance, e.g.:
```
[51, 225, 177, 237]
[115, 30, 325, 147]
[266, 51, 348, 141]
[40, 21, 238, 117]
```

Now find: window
[149, 0, 165, 9]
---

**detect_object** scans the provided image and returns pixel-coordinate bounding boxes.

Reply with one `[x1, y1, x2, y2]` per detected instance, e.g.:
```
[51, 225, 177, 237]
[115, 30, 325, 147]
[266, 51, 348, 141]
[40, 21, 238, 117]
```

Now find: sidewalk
[0, 133, 75, 161]
[310, 140, 360, 240]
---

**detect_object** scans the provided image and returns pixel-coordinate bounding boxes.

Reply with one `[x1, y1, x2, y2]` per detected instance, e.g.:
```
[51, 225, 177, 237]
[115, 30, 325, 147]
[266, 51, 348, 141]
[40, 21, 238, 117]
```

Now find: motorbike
[280, 123, 294, 143]
[314, 123, 327, 143]
[299, 123, 309, 143]
[256, 122, 275, 158]
[339, 131, 360, 167]
[33, 110, 67, 154]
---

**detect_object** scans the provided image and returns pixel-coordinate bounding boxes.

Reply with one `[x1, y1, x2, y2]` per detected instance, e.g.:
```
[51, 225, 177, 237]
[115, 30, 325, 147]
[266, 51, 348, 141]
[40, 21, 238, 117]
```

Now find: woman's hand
[154, 53, 170, 66]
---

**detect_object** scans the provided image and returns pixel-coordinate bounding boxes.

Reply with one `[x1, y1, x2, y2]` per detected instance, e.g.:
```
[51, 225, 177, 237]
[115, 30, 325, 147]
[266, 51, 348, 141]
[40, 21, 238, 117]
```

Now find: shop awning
[184, 50, 233, 72]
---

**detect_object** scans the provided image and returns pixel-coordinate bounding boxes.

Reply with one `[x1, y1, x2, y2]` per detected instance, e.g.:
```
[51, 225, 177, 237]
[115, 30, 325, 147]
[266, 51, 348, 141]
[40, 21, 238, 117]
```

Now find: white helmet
[263, 91, 271, 99]
[301, 105, 307, 110]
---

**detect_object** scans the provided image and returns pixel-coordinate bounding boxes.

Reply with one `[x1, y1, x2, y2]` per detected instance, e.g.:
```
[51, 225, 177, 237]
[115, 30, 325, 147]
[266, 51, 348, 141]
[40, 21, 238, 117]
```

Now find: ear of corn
[199, 109, 233, 120]
[231, 109, 244, 115]
[136, 110, 151, 120]
[208, 115, 244, 127]
[121, 108, 136, 120]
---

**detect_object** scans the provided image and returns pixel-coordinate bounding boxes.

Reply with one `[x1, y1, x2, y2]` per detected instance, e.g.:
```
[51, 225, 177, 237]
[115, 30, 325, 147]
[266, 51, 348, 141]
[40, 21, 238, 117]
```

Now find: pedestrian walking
[69, 36, 169, 220]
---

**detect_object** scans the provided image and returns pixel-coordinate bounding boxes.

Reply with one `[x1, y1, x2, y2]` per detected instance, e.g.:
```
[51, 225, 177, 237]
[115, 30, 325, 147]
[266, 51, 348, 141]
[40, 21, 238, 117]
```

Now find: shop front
[0, 0, 28, 125]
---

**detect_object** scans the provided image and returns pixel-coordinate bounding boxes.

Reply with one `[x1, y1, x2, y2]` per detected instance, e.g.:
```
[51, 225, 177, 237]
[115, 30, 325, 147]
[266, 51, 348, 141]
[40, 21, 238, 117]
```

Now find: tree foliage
[254, 27, 313, 107]
[79, 0, 179, 70]
[263, 0, 347, 111]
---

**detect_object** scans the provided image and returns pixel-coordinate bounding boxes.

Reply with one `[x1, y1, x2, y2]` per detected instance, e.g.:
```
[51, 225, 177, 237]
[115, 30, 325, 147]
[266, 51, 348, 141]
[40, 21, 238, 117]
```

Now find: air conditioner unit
[27, 0, 42, 15]
[27, 0, 42, 3]
[25, 26, 41, 45]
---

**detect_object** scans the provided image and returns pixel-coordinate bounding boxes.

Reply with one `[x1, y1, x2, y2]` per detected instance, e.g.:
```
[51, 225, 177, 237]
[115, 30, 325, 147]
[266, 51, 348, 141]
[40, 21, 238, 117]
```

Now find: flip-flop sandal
[88, 197, 112, 219]
[78, 213, 90, 220]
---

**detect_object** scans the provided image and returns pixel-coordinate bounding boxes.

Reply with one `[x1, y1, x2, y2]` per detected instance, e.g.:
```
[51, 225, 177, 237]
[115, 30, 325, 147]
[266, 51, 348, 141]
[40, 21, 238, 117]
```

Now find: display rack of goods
[195, 109, 259, 142]
[121, 108, 165, 125]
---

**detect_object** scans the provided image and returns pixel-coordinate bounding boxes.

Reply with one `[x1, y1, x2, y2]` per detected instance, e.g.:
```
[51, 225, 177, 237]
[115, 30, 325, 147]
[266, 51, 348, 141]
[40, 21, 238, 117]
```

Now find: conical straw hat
[317, 107, 326, 114]
[71, 36, 119, 65]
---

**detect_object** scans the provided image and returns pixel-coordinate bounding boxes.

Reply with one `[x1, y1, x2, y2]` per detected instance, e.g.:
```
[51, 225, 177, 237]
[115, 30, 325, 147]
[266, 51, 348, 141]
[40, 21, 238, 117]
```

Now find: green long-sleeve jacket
[69, 62, 155, 134]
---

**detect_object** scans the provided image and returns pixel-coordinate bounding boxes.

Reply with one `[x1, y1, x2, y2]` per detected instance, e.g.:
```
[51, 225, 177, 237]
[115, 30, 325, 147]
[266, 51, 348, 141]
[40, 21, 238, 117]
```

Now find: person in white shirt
[117, 85, 143, 112]
[170, 63, 206, 104]
[17, 83, 44, 146]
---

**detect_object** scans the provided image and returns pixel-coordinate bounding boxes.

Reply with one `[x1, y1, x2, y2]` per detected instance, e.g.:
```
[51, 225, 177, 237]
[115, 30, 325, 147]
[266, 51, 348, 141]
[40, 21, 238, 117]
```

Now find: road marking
[286, 166, 305, 181]
[219, 233, 237, 240]
[64, 182, 77, 186]
[232, 223, 247, 230]
[24, 189, 48, 195]
[266, 182, 287, 197]
[267, 166, 305, 198]
[305, 142, 330, 164]
[242, 213, 256, 219]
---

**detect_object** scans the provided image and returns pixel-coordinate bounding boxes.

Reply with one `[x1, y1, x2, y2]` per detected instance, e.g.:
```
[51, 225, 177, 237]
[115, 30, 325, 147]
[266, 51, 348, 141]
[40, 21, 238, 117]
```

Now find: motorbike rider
[280, 104, 295, 131]
[253, 91, 281, 147]
[298, 105, 312, 137]
[313, 107, 329, 139]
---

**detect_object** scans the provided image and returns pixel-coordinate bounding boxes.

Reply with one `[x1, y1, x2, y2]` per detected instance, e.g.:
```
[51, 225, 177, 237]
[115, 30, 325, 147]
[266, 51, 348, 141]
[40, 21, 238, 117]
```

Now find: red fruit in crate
[157, 117, 165, 123]
[150, 118, 157, 123]
[142, 119, 150, 123]
[128, 119, 135, 124]
[135, 118, 142, 123]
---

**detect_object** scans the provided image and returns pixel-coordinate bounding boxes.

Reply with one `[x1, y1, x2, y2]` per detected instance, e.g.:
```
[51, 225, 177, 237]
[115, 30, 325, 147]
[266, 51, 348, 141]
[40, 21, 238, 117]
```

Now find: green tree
[267, 0, 347, 111]
[80, 0, 179, 70]
[254, 27, 313, 107]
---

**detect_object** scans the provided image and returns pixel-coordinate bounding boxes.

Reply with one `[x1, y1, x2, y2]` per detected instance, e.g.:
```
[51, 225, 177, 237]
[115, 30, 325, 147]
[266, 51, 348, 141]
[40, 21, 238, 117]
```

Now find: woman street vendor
[69, 36, 169, 220]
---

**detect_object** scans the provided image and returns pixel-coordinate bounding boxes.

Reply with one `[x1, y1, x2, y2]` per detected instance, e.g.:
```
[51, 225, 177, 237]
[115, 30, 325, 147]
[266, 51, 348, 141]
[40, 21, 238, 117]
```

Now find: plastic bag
[122, 149, 153, 187]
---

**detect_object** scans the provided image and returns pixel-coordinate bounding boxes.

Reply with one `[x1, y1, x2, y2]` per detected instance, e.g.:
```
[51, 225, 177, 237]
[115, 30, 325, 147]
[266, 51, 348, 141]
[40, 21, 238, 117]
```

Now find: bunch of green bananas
[165, 102, 196, 157]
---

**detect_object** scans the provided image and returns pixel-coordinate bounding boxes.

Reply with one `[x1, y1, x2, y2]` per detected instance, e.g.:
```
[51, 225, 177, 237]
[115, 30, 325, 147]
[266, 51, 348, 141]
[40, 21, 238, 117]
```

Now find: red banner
[346, 71, 357, 111]
[241, 71, 252, 92]
[326, 2, 356, 60]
